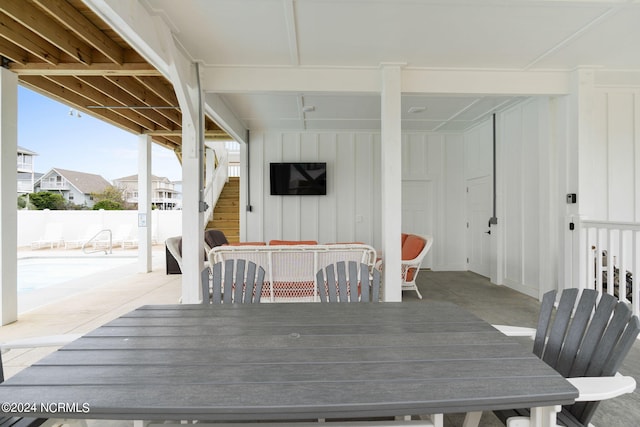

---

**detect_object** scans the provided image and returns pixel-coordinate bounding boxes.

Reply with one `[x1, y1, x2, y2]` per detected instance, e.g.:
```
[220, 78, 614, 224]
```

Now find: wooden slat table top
[0, 301, 578, 421]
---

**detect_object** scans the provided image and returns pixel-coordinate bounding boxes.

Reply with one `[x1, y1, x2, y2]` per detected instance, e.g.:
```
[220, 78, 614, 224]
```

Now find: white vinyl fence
[17, 209, 182, 249]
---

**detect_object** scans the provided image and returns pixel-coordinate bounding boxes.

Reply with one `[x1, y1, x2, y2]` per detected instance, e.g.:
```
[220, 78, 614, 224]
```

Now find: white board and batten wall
[243, 84, 640, 301]
[244, 130, 467, 272]
[583, 85, 640, 223]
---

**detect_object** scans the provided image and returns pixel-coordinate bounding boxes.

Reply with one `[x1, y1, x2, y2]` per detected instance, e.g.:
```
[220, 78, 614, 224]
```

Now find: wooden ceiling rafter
[0, 11, 61, 65]
[105, 75, 182, 129]
[0, 0, 228, 162]
[33, 0, 124, 65]
[1, 0, 92, 64]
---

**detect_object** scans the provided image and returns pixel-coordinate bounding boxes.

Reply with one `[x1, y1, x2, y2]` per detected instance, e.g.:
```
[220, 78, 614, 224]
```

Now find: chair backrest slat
[533, 290, 556, 358]
[532, 288, 640, 426]
[212, 262, 223, 304]
[568, 293, 618, 377]
[223, 259, 234, 304]
[555, 290, 598, 376]
[585, 303, 632, 377]
[371, 268, 380, 302]
[233, 259, 246, 303]
[317, 261, 380, 303]
[359, 263, 369, 302]
[541, 288, 578, 367]
[203, 260, 265, 304]
[337, 262, 349, 302]
[348, 261, 359, 303]
[244, 261, 256, 304]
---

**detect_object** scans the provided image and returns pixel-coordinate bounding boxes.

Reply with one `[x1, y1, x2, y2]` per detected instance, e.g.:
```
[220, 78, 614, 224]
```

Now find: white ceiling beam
[402, 69, 570, 96]
[282, 0, 300, 66]
[202, 66, 570, 96]
[202, 66, 381, 93]
[204, 93, 248, 144]
[84, 0, 173, 78]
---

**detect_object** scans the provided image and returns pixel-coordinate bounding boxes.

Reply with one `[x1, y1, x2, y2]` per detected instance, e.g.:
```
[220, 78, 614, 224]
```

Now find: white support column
[0, 67, 18, 325]
[181, 114, 204, 303]
[138, 134, 152, 273]
[380, 65, 403, 302]
[564, 68, 595, 291]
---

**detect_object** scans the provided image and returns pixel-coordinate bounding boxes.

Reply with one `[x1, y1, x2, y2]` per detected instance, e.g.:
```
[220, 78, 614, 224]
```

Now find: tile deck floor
[1, 252, 638, 427]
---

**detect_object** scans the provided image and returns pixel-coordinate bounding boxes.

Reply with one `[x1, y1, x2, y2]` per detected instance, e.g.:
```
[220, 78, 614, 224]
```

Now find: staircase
[206, 176, 240, 243]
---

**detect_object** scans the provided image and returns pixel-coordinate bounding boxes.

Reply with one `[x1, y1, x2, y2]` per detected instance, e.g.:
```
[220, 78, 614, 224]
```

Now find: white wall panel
[495, 99, 553, 298]
[607, 92, 635, 222]
[246, 129, 465, 271]
[583, 88, 640, 222]
[317, 133, 338, 243]
[521, 101, 540, 291]
[501, 106, 524, 288]
[336, 133, 357, 242]
[300, 133, 320, 241]
[582, 92, 609, 220]
[443, 134, 466, 270]
[465, 120, 493, 180]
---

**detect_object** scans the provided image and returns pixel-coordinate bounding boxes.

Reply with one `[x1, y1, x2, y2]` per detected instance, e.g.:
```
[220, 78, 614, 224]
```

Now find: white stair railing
[576, 217, 640, 317]
[202, 141, 229, 227]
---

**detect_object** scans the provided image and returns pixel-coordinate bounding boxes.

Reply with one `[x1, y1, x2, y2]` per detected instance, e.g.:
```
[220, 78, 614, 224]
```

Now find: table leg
[529, 405, 560, 427]
[462, 411, 481, 427]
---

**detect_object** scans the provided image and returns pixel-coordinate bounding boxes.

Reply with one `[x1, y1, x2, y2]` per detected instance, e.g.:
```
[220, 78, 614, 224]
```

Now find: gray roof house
[113, 174, 181, 210]
[34, 168, 111, 208]
[17, 146, 38, 195]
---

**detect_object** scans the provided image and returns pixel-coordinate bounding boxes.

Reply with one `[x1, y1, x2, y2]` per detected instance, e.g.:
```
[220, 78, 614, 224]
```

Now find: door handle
[485, 230, 491, 235]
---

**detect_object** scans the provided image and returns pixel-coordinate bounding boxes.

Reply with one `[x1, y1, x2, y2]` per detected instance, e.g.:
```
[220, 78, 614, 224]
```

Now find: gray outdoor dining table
[0, 301, 578, 426]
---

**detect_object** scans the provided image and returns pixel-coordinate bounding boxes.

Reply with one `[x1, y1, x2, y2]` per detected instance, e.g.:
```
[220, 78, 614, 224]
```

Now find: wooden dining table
[0, 301, 578, 426]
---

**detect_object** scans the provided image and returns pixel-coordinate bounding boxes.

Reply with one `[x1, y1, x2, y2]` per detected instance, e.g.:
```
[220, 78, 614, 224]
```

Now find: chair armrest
[0, 334, 82, 354]
[568, 374, 636, 402]
[493, 324, 536, 338]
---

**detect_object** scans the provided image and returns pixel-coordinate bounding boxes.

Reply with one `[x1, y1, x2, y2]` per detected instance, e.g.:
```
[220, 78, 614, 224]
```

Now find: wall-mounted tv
[270, 162, 327, 195]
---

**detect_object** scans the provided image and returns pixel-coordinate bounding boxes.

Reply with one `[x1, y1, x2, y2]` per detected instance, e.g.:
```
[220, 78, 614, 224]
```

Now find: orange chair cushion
[401, 233, 409, 246]
[269, 240, 318, 245]
[402, 235, 425, 283]
[402, 235, 425, 261]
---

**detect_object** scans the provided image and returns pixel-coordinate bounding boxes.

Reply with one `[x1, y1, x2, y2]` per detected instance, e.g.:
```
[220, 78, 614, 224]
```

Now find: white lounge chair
[96, 224, 134, 249]
[30, 222, 64, 249]
[64, 224, 102, 249]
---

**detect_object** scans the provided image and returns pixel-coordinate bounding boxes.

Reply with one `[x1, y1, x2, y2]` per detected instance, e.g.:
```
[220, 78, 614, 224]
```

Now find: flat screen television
[270, 162, 327, 195]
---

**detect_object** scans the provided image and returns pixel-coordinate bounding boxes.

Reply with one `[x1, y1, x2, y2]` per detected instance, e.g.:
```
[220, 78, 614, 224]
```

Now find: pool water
[18, 257, 136, 293]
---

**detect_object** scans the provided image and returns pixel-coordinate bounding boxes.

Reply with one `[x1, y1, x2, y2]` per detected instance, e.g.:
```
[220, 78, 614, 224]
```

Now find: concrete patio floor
[1, 253, 638, 426]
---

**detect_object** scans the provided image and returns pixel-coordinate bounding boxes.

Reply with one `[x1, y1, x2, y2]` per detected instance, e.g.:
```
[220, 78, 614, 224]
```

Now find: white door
[402, 180, 433, 268]
[467, 177, 492, 277]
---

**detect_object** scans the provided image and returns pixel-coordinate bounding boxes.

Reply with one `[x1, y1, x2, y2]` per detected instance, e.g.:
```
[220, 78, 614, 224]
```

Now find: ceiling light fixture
[408, 107, 427, 114]
[301, 106, 315, 113]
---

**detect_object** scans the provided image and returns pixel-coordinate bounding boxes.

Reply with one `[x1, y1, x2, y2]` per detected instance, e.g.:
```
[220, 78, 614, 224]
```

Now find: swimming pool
[18, 256, 137, 294]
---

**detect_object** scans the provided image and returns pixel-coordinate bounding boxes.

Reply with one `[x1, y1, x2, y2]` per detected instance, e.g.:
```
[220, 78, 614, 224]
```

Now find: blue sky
[18, 86, 182, 182]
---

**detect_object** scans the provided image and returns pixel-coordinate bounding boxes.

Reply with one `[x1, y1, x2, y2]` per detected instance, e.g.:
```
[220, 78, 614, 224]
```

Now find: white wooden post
[180, 95, 204, 304]
[138, 134, 152, 273]
[380, 64, 403, 302]
[563, 69, 595, 292]
[0, 67, 18, 325]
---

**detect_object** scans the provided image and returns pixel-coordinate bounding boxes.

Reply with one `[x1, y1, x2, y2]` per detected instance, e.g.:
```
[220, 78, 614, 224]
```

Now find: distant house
[34, 168, 111, 208]
[113, 174, 181, 210]
[17, 146, 38, 195]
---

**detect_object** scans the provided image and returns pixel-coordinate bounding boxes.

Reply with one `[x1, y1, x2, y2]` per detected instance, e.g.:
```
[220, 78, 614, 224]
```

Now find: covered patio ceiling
[0, 0, 228, 159]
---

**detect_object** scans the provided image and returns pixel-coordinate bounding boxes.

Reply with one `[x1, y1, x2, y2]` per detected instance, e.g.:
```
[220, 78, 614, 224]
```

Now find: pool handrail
[82, 229, 112, 255]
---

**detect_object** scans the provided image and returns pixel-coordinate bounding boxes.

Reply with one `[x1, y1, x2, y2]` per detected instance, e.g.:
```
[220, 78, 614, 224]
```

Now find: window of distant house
[69, 194, 74, 200]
